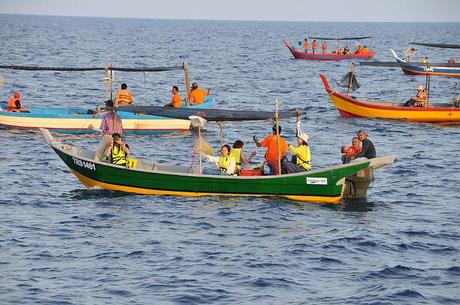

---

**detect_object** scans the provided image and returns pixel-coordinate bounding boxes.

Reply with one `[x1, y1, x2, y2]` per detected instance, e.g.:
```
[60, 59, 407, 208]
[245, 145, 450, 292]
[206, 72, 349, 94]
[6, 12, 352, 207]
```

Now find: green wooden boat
[40, 129, 395, 204]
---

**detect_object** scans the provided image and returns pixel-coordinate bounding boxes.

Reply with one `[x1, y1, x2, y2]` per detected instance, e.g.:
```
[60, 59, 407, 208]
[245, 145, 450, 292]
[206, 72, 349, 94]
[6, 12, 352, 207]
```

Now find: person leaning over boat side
[188, 82, 210, 105]
[404, 85, 428, 107]
[114, 83, 135, 107]
[105, 133, 131, 166]
[95, 99, 124, 161]
[253, 125, 288, 175]
[341, 137, 362, 164]
[283, 130, 311, 173]
[352, 130, 376, 160]
[304, 38, 309, 53]
[201, 144, 236, 175]
[321, 41, 327, 54]
[230, 140, 256, 174]
[312, 39, 318, 54]
[164, 85, 182, 108]
[6, 91, 29, 112]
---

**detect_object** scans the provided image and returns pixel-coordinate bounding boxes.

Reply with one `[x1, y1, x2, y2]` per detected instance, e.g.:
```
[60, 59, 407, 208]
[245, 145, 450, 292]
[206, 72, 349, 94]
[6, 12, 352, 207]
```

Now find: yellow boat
[320, 74, 460, 124]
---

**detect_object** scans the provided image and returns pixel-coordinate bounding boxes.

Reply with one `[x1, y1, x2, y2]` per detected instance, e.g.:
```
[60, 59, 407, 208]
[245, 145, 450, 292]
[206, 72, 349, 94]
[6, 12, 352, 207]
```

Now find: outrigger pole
[275, 99, 281, 176]
[183, 62, 191, 106]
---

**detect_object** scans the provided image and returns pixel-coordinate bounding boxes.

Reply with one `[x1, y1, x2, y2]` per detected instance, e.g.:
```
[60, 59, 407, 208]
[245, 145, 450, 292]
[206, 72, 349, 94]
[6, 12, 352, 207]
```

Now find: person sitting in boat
[283, 129, 311, 173]
[230, 140, 256, 174]
[448, 57, 456, 64]
[351, 130, 376, 160]
[304, 38, 309, 53]
[404, 85, 428, 107]
[321, 41, 327, 54]
[95, 99, 124, 161]
[115, 83, 135, 106]
[253, 124, 288, 175]
[188, 82, 210, 105]
[337, 48, 344, 55]
[201, 144, 237, 175]
[164, 85, 182, 108]
[343, 45, 350, 55]
[341, 137, 362, 164]
[6, 91, 29, 112]
[312, 39, 318, 54]
[421, 56, 429, 64]
[355, 45, 362, 54]
[105, 133, 132, 167]
[361, 46, 369, 54]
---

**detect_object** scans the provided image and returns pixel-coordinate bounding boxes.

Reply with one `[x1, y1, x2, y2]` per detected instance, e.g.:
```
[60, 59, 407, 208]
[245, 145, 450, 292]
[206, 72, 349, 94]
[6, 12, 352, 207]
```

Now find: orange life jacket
[116, 89, 134, 105]
[7, 97, 22, 112]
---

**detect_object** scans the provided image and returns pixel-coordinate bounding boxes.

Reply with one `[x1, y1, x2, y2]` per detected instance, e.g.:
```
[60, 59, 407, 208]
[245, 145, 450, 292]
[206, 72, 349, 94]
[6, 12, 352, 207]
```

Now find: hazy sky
[1, 0, 459, 22]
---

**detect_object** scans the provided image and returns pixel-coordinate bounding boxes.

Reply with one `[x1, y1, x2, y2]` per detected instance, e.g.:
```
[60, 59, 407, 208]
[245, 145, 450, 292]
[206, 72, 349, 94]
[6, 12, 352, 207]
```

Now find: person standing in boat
[95, 99, 123, 161]
[188, 82, 210, 105]
[404, 85, 428, 107]
[253, 125, 288, 175]
[230, 140, 256, 174]
[304, 38, 309, 53]
[341, 137, 362, 164]
[164, 85, 182, 108]
[321, 41, 328, 54]
[351, 130, 376, 160]
[283, 130, 311, 173]
[312, 39, 318, 54]
[201, 144, 237, 175]
[114, 83, 135, 107]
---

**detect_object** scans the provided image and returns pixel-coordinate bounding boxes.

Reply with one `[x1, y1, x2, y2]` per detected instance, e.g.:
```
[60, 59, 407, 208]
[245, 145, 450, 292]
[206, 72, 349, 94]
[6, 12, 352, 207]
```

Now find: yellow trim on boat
[70, 169, 342, 204]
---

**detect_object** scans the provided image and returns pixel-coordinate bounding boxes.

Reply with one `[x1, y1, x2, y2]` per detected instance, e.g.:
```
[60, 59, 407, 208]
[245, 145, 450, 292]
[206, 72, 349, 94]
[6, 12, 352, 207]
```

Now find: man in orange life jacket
[405, 85, 428, 107]
[164, 86, 182, 108]
[7, 91, 29, 112]
[188, 82, 210, 105]
[114, 83, 135, 106]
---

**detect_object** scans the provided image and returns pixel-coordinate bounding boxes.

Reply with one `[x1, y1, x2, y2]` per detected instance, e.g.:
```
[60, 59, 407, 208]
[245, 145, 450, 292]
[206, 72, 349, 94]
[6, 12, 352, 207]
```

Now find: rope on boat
[0, 65, 184, 72]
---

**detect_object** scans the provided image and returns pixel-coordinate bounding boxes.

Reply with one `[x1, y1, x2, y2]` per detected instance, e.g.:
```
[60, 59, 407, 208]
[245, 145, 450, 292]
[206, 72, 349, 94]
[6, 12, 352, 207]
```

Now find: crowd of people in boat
[298, 39, 370, 55]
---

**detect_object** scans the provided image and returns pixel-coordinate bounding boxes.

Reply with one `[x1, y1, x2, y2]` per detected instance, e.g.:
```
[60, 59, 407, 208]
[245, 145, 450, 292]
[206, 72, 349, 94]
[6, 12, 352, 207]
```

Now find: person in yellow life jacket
[7, 91, 29, 112]
[201, 144, 236, 175]
[304, 38, 309, 53]
[404, 85, 428, 107]
[104, 133, 131, 166]
[230, 140, 257, 174]
[283, 130, 311, 173]
[164, 85, 182, 108]
[321, 41, 327, 54]
[115, 83, 134, 106]
[188, 82, 210, 105]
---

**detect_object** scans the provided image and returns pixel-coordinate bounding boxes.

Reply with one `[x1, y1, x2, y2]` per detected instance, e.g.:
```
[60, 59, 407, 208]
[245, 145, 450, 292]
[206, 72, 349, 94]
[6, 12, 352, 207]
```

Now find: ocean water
[0, 15, 459, 304]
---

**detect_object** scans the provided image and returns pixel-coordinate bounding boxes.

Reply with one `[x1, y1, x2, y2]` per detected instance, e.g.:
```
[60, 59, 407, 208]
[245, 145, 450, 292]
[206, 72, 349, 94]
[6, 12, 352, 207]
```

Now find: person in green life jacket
[230, 140, 257, 174]
[283, 129, 311, 173]
[105, 133, 131, 166]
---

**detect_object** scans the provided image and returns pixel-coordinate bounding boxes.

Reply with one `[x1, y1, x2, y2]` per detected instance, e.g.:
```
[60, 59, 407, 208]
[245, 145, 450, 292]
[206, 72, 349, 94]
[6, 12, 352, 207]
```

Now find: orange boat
[319, 74, 460, 124]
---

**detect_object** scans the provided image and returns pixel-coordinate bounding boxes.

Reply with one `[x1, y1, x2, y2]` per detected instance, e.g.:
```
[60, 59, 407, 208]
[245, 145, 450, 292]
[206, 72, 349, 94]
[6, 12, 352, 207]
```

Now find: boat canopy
[0, 64, 184, 72]
[410, 42, 460, 49]
[358, 61, 460, 68]
[117, 106, 299, 122]
[309, 36, 372, 41]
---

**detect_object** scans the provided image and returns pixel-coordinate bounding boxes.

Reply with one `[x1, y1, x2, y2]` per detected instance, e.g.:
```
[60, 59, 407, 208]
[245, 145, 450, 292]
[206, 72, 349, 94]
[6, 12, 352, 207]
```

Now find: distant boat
[390, 48, 460, 77]
[0, 97, 214, 134]
[283, 36, 376, 61]
[39, 128, 396, 204]
[320, 74, 460, 124]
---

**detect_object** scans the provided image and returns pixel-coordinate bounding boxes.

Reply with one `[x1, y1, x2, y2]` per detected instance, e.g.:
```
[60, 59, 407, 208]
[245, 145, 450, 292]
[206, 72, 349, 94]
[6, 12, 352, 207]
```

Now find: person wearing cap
[164, 85, 182, 108]
[282, 130, 311, 173]
[104, 133, 132, 167]
[188, 82, 210, 105]
[114, 83, 135, 106]
[341, 137, 362, 164]
[253, 125, 288, 175]
[404, 85, 427, 107]
[7, 91, 29, 112]
[353, 130, 376, 160]
[95, 99, 124, 161]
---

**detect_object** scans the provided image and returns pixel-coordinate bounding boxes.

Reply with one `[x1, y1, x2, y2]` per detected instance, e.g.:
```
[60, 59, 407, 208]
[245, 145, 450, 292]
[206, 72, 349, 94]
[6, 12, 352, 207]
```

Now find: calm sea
[0, 15, 459, 304]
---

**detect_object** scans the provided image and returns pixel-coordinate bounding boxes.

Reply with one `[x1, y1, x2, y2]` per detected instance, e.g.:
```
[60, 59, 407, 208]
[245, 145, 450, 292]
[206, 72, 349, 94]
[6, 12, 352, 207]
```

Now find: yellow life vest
[112, 144, 127, 166]
[230, 148, 241, 170]
[218, 156, 231, 173]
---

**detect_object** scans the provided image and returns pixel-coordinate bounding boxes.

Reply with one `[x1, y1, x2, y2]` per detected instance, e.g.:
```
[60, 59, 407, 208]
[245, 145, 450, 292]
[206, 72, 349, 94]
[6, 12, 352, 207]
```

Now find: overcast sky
[1, 0, 459, 22]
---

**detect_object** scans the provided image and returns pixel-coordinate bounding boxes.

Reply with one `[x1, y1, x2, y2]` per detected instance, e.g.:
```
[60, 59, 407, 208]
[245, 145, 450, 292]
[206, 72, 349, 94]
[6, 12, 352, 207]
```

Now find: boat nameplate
[306, 177, 328, 185]
[72, 157, 96, 171]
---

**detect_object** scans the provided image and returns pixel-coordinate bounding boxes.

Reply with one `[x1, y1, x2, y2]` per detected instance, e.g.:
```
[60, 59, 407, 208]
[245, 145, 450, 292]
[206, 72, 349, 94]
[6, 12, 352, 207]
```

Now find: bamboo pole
[198, 125, 202, 174]
[183, 62, 191, 106]
[275, 99, 281, 175]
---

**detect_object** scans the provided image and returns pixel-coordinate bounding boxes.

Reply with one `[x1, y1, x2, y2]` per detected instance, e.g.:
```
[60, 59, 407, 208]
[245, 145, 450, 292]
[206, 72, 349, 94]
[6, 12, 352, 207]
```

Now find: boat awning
[358, 61, 460, 68]
[116, 106, 300, 121]
[309, 36, 373, 41]
[0, 65, 184, 72]
[410, 42, 460, 49]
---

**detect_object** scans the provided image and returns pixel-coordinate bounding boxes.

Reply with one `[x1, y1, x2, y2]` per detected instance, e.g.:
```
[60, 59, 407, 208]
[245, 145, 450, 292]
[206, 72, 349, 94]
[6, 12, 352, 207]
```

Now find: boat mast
[183, 62, 191, 106]
[275, 99, 281, 176]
